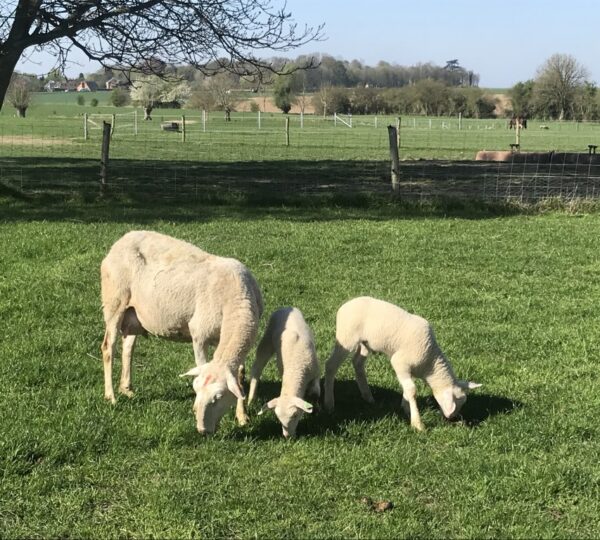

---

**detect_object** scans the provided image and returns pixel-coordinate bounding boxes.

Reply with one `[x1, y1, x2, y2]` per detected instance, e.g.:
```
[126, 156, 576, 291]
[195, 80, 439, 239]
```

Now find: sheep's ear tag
[458, 380, 482, 391]
[303, 400, 314, 413]
[258, 398, 278, 415]
[291, 397, 313, 413]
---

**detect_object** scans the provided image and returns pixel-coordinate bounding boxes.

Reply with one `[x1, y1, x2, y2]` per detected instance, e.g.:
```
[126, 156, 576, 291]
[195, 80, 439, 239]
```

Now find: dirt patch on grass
[0, 135, 73, 146]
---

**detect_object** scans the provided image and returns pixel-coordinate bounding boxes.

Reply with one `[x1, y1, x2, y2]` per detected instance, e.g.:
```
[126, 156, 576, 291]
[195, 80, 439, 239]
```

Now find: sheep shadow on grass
[238, 380, 522, 440]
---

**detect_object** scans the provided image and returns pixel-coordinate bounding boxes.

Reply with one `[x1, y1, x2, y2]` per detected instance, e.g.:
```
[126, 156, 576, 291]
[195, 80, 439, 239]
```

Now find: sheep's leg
[306, 377, 321, 412]
[391, 353, 424, 432]
[352, 344, 375, 404]
[235, 365, 249, 426]
[324, 341, 350, 412]
[101, 320, 121, 404]
[212, 308, 258, 426]
[192, 338, 209, 367]
[308, 377, 321, 402]
[248, 332, 274, 405]
[118, 335, 136, 397]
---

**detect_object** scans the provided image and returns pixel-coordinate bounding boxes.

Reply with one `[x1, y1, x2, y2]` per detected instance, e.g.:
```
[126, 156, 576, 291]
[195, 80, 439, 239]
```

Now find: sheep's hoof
[104, 394, 117, 405]
[362, 395, 375, 404]
[119, 387, 134, 398]
[236, 413, 250, 426]
[412, 422, 426, 432]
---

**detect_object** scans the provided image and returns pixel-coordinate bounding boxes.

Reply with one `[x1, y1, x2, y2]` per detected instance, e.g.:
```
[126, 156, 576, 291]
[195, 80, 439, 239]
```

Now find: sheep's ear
[458, 380, 482, 391]
[434, 387, 456, 418]
[180, 366, 202, 378]
[226, 369, 245, 400]
[291, 397, 313, 414]
[258, 398, 278, 415]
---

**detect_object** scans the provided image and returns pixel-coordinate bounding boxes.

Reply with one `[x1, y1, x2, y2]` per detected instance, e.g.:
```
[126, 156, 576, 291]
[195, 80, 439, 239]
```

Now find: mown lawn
[1, 199, 600, 538]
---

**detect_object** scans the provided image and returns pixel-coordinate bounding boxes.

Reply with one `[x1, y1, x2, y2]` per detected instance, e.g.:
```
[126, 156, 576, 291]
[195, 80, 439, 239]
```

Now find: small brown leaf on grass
[359, 497, 394, 513]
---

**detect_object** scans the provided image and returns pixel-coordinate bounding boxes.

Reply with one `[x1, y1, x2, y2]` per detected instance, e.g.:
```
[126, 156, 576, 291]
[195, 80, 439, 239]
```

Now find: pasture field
[1, 198, 600, 538]
[0, 92, 599, 165]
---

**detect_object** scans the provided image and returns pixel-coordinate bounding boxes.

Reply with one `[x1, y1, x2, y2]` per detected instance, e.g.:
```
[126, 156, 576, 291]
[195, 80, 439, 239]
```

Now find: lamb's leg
[352, 343, 374, 404]
[324, 341, 350, 412]
[118, 334, 136, 397]
[248, 332, 274, 405]
[391, 353, 424, 432]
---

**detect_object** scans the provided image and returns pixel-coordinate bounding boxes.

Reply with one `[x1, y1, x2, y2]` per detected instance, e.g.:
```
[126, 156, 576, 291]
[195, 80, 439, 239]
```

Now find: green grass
[1, 198, 600, 538]
[0, 92, 599, 165]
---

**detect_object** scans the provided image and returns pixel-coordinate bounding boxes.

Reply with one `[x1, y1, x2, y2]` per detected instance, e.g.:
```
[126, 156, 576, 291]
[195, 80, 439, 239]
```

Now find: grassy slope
[1, 200, 599, 538]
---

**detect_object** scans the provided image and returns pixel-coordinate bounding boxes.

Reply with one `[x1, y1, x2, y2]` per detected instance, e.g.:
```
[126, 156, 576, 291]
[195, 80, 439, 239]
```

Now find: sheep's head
[259, 396, 313, 438]
[433, 380, 482, 419]
[180, 362, 245, 434]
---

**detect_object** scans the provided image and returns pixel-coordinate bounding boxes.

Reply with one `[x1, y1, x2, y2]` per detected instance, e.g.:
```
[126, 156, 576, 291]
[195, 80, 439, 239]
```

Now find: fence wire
[0, 111, 599, 202]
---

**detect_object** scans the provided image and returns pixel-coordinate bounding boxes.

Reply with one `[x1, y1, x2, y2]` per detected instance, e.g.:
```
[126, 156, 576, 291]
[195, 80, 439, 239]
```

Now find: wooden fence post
[396, 116, 401, 150]
[100, 121, 111, 194]
[181, 115, 186, 142]
[285, 117, 290, 146]
[83, 113, 88, 140]
[134, 110, 138, 136]
[110, 114, 116, 137]
[387, 125, 400, 193]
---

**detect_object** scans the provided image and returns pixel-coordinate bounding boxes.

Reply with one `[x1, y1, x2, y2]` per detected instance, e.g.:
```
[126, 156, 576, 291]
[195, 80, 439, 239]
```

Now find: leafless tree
[534, 54, 589, 120]
[0, 1, 323, 110]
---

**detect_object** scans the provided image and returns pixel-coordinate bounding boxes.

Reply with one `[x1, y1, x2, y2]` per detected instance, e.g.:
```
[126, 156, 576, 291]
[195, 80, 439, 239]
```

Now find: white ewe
[101, 230, 263, 434]
[248, 307, 320, 438]
[324, 297, 480, 431]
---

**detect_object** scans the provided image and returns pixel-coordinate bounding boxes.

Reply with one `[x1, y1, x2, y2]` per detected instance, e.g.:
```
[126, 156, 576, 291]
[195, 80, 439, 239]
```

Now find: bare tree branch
[0, 0, 324, 109]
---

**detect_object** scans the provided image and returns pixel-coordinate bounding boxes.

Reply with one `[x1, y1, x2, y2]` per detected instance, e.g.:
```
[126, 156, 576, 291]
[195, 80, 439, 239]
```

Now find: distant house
[105, 77, 129, 90]
[44, 80, 64, 92]
[76, 80, 99, 92]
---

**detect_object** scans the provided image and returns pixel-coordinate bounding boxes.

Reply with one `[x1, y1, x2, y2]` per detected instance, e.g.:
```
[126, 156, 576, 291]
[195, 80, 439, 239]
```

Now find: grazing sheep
[323, 297, 481, 431]
[248, 307, 320, 438]
[101, 230, 263, 434]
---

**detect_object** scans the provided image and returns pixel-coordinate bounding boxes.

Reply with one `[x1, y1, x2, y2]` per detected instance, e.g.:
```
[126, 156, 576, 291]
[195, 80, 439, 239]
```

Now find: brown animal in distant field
[508, 115, 527, 129]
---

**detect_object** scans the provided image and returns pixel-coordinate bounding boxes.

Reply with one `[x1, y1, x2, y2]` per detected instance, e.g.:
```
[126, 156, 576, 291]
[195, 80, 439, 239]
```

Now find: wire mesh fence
[1, 110, 599, 202]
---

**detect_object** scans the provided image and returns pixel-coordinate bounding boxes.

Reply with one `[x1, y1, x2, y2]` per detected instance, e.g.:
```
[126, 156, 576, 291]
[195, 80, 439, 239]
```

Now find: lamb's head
[181, 362, 245, 434]
[432, 380, 482, 419]
[259, 396, 313, 438]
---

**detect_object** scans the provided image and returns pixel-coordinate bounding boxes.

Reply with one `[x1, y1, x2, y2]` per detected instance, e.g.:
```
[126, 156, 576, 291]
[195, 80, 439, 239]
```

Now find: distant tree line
[10, 52, 600, 122]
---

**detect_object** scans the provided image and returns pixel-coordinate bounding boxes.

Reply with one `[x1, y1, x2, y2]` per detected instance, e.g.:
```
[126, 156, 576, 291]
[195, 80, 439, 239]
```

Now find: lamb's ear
[434, 387, 456, 418]
[180, 366, 202, 378]
[291, 397, 314, 413]
[458, 380, 482, 391]
[226, 369, 245, 400]
[258, 398, 278, 415]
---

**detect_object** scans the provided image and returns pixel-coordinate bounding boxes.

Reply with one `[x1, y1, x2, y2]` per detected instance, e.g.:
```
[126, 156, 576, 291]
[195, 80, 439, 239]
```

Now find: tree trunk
[16, 106, 27, 117]
[0, 51, 24, 112]
[144, 106, 153, 120]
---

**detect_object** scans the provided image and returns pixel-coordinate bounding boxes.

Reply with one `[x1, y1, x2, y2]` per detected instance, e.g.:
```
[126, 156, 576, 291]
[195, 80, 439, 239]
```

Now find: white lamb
[248, 307, 320, 438]
[100, 230, 263, 434]
[324, 296, 481, 431]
